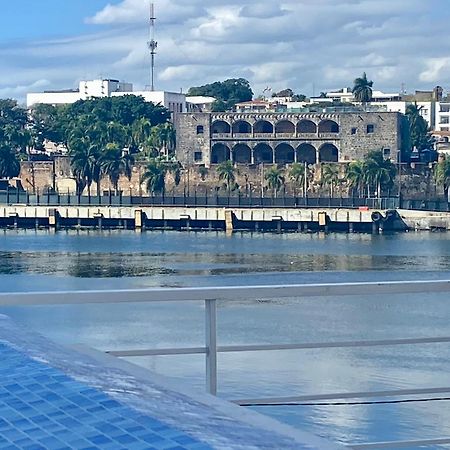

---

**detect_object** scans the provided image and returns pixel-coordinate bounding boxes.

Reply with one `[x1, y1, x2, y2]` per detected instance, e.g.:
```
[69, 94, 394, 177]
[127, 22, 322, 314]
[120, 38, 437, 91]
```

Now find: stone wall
[175, 111, 404, 166]
[175, 113, 211, 167]
[340, 113, 401, 161]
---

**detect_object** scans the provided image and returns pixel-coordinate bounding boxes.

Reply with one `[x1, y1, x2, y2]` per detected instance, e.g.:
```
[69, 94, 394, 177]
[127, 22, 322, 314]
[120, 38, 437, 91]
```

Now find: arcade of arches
[210, 143, 338, 165]
[211, 119, 338, 136]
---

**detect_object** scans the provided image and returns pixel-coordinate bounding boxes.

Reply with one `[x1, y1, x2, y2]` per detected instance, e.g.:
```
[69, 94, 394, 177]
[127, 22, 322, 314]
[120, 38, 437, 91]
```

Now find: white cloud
[2, 0, 450, 103]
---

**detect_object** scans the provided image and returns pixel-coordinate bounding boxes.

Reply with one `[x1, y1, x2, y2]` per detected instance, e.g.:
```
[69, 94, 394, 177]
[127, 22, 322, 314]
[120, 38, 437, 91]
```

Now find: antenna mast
[148, 2, 157, 91]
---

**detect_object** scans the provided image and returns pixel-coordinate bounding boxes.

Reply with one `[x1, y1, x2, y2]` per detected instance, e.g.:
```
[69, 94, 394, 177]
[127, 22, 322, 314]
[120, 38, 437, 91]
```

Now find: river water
[1, 229, 450, 447]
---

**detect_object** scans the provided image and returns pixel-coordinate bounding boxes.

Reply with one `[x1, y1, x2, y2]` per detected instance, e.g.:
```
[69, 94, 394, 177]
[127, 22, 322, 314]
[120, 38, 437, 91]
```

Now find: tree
[434, 156, 450, 198]
[352, 72, 373, 107]
[149, 122, 176, 160]
[141, 159, 167, 194]
[273, 89, 294, 98]
[29, 103, 68, 148]
[292, 94, 307, 102]
[346, 160, 366, 197]
[188, 78, 253, 111]
[405, 103, 434, 151]
[0, 145, 20, 179]
[321, 164, 340, 197]
[68, 140, 101, 196]
[288, 163, 307, 196]
[265, 166, 285, 197]
[216, 161, 236, 193]
[100, 144, 135, 193]
[0, 99, 30, 155]
[363, 150, 396, 198]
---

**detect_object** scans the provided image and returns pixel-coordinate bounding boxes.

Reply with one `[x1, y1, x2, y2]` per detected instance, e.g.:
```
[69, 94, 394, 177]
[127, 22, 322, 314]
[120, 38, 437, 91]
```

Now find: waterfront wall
[18, 156, 438, 200]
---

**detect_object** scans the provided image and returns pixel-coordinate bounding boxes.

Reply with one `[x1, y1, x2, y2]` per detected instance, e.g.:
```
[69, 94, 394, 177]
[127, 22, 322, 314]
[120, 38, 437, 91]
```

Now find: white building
[185, 96, 216, 112]
[27, 78, 187, 120]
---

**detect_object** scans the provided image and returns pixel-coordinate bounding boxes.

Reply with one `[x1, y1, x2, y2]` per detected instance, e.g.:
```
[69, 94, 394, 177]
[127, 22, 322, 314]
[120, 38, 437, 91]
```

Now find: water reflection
[2, 250, 450, 278]
[2, 230, 450, 446]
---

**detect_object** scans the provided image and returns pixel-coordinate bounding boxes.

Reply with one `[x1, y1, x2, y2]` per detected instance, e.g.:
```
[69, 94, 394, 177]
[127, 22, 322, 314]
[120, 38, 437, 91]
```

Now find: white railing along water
[1, 280, 450, 449]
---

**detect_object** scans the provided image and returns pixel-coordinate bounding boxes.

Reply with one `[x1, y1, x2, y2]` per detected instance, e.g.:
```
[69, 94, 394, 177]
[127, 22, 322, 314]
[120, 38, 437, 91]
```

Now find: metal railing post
[205, 298, 218, 395]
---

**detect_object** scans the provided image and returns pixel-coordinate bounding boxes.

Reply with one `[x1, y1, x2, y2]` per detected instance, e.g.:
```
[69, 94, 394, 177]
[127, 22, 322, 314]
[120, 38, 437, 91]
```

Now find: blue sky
[2, 0, 450, 103]
[0, 1, 108, 40]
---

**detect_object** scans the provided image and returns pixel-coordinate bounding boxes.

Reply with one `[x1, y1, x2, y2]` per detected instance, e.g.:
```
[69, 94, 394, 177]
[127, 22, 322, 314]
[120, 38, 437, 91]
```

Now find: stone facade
[175, 111, 406, 167]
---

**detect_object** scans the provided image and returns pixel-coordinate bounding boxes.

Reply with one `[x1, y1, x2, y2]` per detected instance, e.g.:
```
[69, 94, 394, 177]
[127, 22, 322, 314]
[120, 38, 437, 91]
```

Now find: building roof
[186, 96, 216, 104]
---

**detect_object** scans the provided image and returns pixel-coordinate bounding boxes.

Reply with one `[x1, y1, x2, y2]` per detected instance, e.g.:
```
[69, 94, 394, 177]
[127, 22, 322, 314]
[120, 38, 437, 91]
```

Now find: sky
[1, 0, 450, 103]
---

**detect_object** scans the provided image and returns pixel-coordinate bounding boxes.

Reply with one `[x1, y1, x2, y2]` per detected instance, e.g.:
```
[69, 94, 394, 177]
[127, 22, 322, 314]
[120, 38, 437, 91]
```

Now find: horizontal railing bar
[350, 437, 450, 449]
[0, 280, 450, 306]
[218, 336, 450, 352]
[107, 347, 206, 357]
[233, 387, 450, 405]
[106, 336, 450, 357]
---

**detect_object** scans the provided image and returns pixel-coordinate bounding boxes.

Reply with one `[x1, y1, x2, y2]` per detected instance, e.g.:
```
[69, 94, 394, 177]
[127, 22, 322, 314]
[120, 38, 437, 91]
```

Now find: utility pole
[148, 2, 157, 91]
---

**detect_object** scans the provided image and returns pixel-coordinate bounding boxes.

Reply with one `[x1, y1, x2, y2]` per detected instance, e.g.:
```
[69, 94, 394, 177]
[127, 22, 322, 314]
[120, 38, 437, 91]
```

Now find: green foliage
[434, 157, 450, 194]
[100, 144, 135, 191]
[352, 72, 373, 105]
[346, 150, 396, 197]
[29, 104, 68, 148]
[141, 158, 181, 194]
[142, 159, 166, 194]
[265, 166, 285, 196]
[216, 161, 236, 192]
[321, 164, 340, 197]
[0, 145, 20, 179]
[0, 99, 30, 178]
[149, 122, 176, 159]
[405, 103, 434, 151]
[188, 78, 253, 111]
[289, 163, 307, 195]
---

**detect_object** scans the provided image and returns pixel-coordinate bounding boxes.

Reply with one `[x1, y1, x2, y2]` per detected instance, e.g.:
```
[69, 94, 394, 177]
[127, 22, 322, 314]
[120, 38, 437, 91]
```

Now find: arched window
[232, 120, 252, 134]
[254, 120, 274, 134]
[211, 121, 231, 134]
[211, 144, 231, 164]
[297, 120, 317, 134]
[233, 144, 252, 164]
[318, 120, 339, 133]
[319, 143, 339, 162]
[254, 143, 273, 164]
[275, 120, 295, 134]
[275, 144, 295, 164]
[296, 144, 317, 164]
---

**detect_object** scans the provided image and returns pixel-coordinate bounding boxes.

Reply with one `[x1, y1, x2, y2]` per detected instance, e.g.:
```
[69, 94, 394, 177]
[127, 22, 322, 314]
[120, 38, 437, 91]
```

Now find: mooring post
[205, 298, 217, 395]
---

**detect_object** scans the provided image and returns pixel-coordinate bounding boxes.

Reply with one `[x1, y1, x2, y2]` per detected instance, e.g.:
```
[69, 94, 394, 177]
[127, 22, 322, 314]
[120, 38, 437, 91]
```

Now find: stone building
[175, 112, 407, 167]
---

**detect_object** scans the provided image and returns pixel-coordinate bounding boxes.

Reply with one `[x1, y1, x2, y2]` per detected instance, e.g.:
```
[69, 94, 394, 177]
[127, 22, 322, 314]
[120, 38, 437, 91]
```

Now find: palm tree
[132, 118, 153, 153]
[364, 150, 396, 198]
[434, 156, 450, 198]
[346, 160, 365, 197]
[265, 166, 285, 197]
[149, 123, 176, 160]
[100, 144, 135, 193]
[321, 164, 340, 197]
[406, 103, 433, 151]
[141, 159, 166, 194]
[352, 72, 373, 108]
[68, 139, 101, 196]
[216, 161, 236, 193]
[288, 163, 307, 196]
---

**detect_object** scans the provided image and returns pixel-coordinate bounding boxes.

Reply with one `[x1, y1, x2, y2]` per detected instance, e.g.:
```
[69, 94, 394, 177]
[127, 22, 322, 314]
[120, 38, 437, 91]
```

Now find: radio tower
[148, 3, 157, 91]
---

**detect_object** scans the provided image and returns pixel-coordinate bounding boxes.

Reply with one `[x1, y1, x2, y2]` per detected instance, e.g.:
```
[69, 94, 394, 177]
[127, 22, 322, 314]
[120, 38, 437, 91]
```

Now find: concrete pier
[0, 204, 446, 232]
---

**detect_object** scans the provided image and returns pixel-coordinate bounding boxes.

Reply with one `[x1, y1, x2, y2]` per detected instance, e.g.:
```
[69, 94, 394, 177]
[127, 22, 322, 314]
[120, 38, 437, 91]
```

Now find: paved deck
[0, 315, 341, 449]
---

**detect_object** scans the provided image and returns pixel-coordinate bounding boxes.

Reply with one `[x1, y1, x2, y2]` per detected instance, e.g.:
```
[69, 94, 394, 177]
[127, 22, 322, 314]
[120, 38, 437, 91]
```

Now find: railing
[1, 280, 450, 448]
[1, 190, 448, 211]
